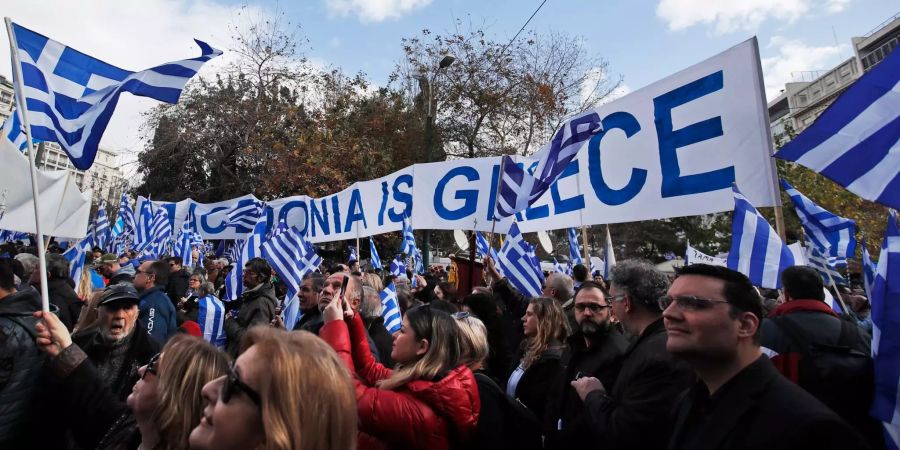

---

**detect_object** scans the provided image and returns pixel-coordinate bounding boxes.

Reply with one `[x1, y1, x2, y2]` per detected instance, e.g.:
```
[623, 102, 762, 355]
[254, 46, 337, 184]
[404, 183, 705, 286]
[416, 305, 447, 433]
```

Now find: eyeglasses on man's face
[574, 303, 610, 313]
[658, 295, 730, 311]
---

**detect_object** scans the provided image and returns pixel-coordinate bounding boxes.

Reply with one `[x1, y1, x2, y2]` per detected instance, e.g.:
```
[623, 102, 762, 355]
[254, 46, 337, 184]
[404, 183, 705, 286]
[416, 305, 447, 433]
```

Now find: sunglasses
[574, 303, 610, 313]
[658, 295, 730, 311]
[222, 362, 262, 408]
[142, 352, 161, 379]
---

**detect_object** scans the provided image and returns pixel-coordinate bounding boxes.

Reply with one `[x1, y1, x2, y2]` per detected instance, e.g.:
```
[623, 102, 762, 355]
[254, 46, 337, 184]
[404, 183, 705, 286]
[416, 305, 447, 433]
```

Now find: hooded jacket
[320, 313, 480, 450]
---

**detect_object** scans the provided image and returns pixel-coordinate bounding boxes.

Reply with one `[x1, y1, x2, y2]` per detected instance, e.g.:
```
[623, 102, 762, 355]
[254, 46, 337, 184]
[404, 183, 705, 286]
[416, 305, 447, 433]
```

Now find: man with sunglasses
[544, 280, 629, 450]
[663, 264, 866, 450]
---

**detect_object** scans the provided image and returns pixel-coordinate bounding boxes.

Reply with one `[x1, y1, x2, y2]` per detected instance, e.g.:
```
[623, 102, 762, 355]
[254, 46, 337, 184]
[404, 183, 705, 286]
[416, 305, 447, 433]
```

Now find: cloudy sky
[2, 0, 896, 166]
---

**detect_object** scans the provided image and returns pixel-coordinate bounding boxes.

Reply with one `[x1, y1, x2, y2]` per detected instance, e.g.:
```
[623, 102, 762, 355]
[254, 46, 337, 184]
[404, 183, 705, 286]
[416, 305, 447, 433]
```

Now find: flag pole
[580, 226, 590, 266]
[488, 156, 506, 248]
[6, 17, 49, 313]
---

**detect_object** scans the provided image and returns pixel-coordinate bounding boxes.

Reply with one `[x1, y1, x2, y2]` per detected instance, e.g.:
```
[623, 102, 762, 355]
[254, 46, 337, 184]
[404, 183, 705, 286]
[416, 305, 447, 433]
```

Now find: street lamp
[413, 53, 455, 269]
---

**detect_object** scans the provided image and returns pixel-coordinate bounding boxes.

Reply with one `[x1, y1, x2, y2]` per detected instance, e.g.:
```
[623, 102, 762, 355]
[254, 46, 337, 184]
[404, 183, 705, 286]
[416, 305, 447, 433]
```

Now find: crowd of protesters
[0, 237, 886, 449]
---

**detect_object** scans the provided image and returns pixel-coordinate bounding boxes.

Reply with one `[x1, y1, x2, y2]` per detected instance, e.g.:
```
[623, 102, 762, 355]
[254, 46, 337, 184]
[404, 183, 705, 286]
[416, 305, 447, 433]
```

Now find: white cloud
[760, 36, 848, 99]
[324, 0, 432, 23]
[655, 0, 851, 34]
[1, 0, 270, 165]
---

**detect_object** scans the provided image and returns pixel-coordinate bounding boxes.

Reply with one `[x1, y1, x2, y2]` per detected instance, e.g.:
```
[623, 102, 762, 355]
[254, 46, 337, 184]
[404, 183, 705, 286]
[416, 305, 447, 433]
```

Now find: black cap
[98, 284, 140, 307]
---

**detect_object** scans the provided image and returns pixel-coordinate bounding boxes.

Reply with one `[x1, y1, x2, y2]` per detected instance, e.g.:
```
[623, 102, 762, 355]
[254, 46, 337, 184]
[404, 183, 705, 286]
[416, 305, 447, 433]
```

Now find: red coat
[320, 313, 480, 450]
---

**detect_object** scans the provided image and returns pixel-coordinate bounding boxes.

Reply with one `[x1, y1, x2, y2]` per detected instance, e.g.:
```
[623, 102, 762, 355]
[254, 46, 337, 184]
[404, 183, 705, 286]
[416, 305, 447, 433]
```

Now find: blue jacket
[138, 286, 177, 345]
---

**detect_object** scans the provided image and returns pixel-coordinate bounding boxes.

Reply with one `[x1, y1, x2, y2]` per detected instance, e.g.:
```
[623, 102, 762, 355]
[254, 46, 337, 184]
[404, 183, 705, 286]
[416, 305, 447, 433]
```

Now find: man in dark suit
[662, 264, 868, 450]
[571, 260, 694, 450]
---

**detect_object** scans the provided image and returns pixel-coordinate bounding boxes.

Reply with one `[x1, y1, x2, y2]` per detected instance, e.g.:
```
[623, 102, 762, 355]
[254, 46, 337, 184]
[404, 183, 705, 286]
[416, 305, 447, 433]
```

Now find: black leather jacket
[0, 288, 46, 447]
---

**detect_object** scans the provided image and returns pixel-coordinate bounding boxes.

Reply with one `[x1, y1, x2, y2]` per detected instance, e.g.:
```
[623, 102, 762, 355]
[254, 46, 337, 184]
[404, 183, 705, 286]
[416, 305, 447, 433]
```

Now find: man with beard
[72, 284, 160, 401]
[544, 281, 629, 450]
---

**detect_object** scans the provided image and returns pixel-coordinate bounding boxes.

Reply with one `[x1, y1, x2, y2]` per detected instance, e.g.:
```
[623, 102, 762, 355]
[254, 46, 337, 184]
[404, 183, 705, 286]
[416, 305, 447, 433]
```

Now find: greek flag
[175, 219, 194, 269]
[862, 239, 877, 300]
[781, 179, 857, 258]
[112, 192, 134, 240]
[495, 111, 601, 218]
[727, 184, 795, 289]
[774, 46, 900, 209]
[1, 107, 29, 151]
[554, 257, 567, 274]
[91, 202, 110, 251]
[348, 245, 358, 262]
[380, 282, 402, 334]
[0, 230, 29, 243]
[400, 216, 417, 256]
[8, 22, 221, 170]
[133, 197, 154, 252]
[475, 231, 499, 261]
[260, 225, 321, 310]
[224, 216, 267, 301]
[369, 238, 382, 270]
[869, 211, 900, 448]
[603, 225, 616, 280]
[805, 246, 848, 286]
[196, 294, 226, 348]
[390, 254, 406, 277]
[497, 222, 543, 297]
[226, 241, 240, 264]
[62, 237, 91, 287]
[225, 199, 264, 231]
[526, 242, 545, 283]
[145, 206, 172, 258]
[567, 228, 584, 265]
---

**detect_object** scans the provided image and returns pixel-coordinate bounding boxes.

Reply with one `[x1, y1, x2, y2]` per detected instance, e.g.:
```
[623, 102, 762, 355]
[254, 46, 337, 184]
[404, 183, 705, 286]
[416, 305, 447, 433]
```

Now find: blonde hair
[75, 265, 94, 300]
[153, 335, 230, 450]
[377, 305, 461, 390]
[522, 297, 569, 369]
[361, 273, 383, 292]
[73, 290, 103, 334]
[455, 314, 489, 371]
[240, 327, 357, 450]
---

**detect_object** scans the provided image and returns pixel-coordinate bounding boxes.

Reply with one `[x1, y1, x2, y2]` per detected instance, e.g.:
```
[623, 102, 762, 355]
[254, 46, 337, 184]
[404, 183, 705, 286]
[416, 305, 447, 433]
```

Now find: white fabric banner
[685, 245, 728, 267]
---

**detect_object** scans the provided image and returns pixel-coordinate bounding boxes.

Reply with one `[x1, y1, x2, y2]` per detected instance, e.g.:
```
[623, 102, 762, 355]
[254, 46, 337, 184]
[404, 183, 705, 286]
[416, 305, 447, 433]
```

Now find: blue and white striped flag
[475, 231, 499, 261]
[92, 203, 110, 251]
[175, 219, 194, 269]
[0, 230, 29, 243]
[869, 211, 900, 448]
[781, 179, 857, 258]
[603, 225, 616, 280]
[348, 245, 358, 262]
[567, 228, 584, 265]
[553, 257, 567, 274]
[389, 254, 406, 277]
[400, 216, 417, 256]
[774, 46, 900, 209]
[9, 22, 221, 170]
[265, 217, 287, 241]
[805, 246, 848, 286]
[380, 282, 402, 334]
[526, 242, 545, 283]
[145, 206, 172, 258]
[1, 106, 29, 151]
[225, 199, 264, 231]
[113, 192, 134, 239]
[862, 239, 877, 301]
[226, 241, 240, 264]
[260, 225, 321, 314]
[494, 111, 601, 218]
[225, 216, 267, 301]
[726, 185, 795, 289]
[196, 294, 226, 348]
[62, 237, 91, 287]
[497, 222, 543, 297]
[369, 238, 382, 270]
[133, 197, 154, 252]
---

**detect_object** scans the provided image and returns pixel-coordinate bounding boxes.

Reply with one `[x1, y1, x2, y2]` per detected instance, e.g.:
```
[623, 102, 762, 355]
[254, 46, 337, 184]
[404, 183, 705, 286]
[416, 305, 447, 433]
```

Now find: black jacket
[225, 282, 278, 357]
[166, 268, 191, 307]
[0, 288, 46, 448]
[293, 307, 325, 334]
[73, 321, 161, 401]
[583, 318, 695, 450]
[544, 327, 629, 450]
[363, 315, 395, 368]
[508, 345, 564, 421]
[668, 355, 869, 450]
[46, 277, 82, 331]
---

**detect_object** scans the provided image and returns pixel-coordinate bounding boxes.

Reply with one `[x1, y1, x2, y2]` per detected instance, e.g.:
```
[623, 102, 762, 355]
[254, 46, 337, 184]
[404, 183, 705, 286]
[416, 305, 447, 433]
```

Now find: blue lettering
[524, 161, 549, 220]
[654, 70, 732, 197]
[435, 166, 480, 220]
[331, 196, 342, 234]
[389, 175, 413, 222]
[309, 199, 329, 237]
[344, 189, 368, 233]
[588, 112, 647, 206]
[550, 160, 584, 214]
[200, 206, 229, 234]
[277, 200, 308, 236]
[378, 181, 389, 226]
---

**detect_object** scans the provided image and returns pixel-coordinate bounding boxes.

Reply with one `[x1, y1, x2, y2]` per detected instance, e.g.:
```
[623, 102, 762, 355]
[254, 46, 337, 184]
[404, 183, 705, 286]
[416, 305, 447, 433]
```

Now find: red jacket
[320, 313, 480, 450]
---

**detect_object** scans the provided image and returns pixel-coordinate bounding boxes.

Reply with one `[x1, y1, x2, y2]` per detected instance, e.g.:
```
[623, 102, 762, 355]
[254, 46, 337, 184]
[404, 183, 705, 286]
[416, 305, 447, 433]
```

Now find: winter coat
[166, 268, 191, 307]
[668, 355, 869, 450]
[138, 285, 178, 345]
[0, 288, 46, 448]
[320, 313, 480, 450]
[224, 282, 278, 357]
[73, 319, 161, 402]
[507, 344, 564, 421]
[583, 318, 695, 450]
[293, 307, 325, 335]
[46, 277, 82, 331]
[544, 327, 629, 450]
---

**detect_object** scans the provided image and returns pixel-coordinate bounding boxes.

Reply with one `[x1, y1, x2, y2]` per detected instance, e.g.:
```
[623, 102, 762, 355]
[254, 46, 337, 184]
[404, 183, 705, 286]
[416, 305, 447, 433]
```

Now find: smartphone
[338, 275, 350, 302]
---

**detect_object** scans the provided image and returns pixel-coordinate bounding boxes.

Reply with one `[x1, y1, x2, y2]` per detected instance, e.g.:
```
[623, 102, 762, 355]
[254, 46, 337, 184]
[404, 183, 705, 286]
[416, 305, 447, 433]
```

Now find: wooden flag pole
[580, 226, 590, 266]
[488, 157, 506, 248]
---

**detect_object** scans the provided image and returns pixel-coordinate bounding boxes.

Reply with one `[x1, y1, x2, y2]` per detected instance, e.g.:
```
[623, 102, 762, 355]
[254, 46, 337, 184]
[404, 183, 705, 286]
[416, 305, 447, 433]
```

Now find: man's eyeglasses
[142, 352, 161, 379]
[607, 294, 627, 303]
[574, 303, 610, 313]
[658, 295, 730, 311]
[222, 362, 262, 408]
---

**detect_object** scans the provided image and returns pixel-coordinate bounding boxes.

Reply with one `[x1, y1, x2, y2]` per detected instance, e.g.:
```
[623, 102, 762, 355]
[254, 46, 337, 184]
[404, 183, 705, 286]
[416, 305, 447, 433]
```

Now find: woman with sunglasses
[320, 289, 480, 450]
[189, 327, 357, 450]
[506, 297, 570, 421]
[33, 310, 228, 450]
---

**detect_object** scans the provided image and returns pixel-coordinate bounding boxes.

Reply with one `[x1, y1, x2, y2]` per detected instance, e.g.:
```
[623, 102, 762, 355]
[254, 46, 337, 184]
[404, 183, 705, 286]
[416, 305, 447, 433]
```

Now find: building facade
[768, 13, 900, 146]
[36, 142, 126, 210]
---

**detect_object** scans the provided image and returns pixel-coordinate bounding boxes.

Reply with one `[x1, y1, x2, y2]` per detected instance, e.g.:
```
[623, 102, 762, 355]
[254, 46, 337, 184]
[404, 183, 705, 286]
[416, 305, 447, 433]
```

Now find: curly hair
[522, 297, 569, 369]
[610, 260, 670, 311]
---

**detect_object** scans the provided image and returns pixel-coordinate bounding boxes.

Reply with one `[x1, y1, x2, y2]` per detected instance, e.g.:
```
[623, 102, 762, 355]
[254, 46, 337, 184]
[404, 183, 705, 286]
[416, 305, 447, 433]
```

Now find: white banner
[148, 38, 779, 244]
[685, 245, 728, 267]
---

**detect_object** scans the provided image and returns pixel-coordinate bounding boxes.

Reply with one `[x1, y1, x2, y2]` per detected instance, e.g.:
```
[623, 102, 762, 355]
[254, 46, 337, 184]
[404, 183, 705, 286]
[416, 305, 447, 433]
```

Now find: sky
[2, 0, 897, 169]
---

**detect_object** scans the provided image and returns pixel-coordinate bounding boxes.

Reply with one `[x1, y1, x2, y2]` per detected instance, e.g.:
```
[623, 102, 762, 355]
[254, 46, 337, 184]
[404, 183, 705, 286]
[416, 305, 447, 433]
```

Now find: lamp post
[412, 53, 455, 269]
